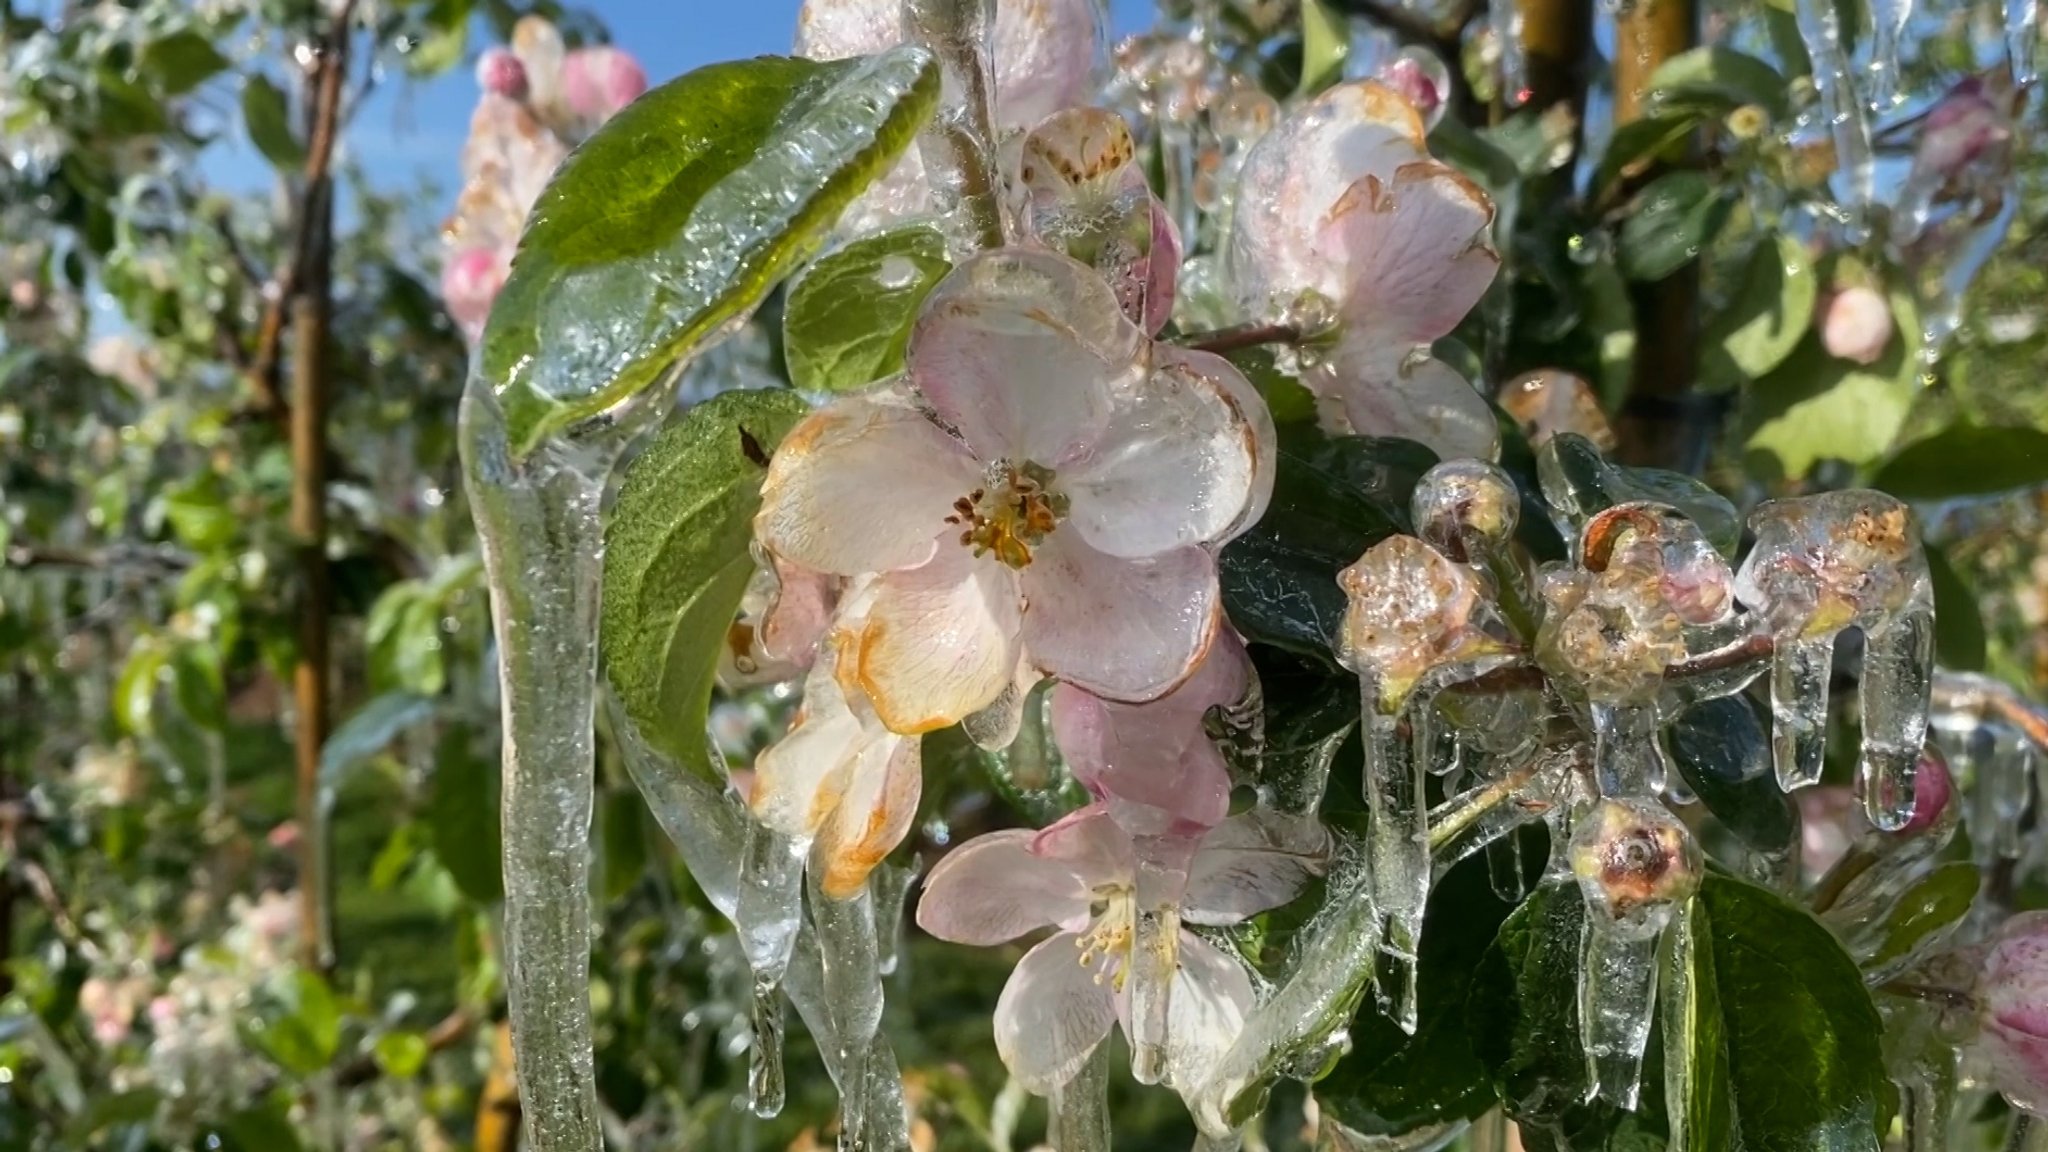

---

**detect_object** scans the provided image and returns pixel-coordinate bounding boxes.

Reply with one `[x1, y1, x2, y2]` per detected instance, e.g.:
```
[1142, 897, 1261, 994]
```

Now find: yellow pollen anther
[943, 460, 1068, 569]
[1074, 889, 1137, 989]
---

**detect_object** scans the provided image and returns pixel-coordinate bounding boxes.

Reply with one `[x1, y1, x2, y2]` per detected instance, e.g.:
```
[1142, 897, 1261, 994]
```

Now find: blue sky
[333, 0, 1158, 205]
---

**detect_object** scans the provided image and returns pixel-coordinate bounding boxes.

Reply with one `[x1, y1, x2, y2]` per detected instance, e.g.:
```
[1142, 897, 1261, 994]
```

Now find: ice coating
[1894, 77, 2018, 358]
[1866, 0, 1910, 109]
[2010, 0, 2040, 87]
[1568, 797, 1701, 1108]
[1792, 0, 1874, 221]
[1410, 459, 1521, 566]
[1050, 1043, 1113, 1150]
[1489, 0, 1528, 106]
[1337, 535, 1515, 1030]
[1226, 81, 1502, 459]
[1734, 490, 1934, 828]
[1015, 107, 1179, 334]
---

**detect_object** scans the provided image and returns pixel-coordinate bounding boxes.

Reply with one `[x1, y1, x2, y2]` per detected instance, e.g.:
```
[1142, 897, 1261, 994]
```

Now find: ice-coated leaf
[1926, 546, 1987, 672]
[1862, 861, 1978, 974]
[1663, 697, 1796, 853]
[241, 75, 304, 171]
[1870, 424, 2048, 500]
[1700, 234, 1817, 391]
[600, 389, 812, 784]
[481, 49, 940, 455]
[1536, 432, 1741, 556]
[1645, 46, 1790, 120]
[1664, 900, 1733, 1152]
[783, 225, 952, 394]
[1618, 172, 1735, 283]
[1219, 433, 1433, 660]
[1744, 290, 1921, 479]
[428, 726, 504, 904]
[1592, 112, 1708, 203]
[1317, 853, 1522, 1137]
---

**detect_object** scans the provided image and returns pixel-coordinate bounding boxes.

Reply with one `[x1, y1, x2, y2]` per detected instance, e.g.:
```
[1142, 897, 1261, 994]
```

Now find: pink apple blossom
[1976, 912, 2048, 1115]
[1818, 285, 1894, 365]
[916, 804, 1327, 1092]
[749, 645, 921, 900]
[441, 246, 511, 343]
[1374, 51, 1447, 129]
[475, 47, 529, 100]
[1228, 81, 1501, 459]
[754, 248, 1275, 734]
[561, 45, 648, 125]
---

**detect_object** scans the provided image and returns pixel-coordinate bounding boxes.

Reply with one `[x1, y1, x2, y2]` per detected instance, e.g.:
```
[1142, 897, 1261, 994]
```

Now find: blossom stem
[1879, 980, 1976, 1011]
[1176, 321, 1303, 355]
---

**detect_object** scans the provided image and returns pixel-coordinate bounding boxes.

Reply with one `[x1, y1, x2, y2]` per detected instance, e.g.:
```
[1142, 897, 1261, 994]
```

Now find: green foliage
[1744, 286, 1923, 479]
[1618, 172, 1735, 282]
[1645, 46, 1790, 120]
[1872, 424, 2048, 499]
[1664, 697, 1797, 854]
[481, 49, 941, 455]
[241, 75, 305, 170]
[783, 225, 952, 394]
[1700, 233, 1817, 391]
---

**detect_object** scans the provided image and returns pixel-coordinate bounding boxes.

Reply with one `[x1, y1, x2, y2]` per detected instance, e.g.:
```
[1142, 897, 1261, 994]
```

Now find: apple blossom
[560, 45, 648, 126]
[475, 46, 529, 100]
[1228, 81, 1501, 459]
[1338, 534, 1514, 716]
[915, 804, 1327, 1093]
[1014, 106, 1180, 334]
[754, 247, 1274, 734]
[1976, 912, 2048, 1115]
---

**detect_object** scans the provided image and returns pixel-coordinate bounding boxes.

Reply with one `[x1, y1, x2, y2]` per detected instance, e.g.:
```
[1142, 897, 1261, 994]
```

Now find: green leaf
[599, 786, 651, 904]
[1535, 432, 1741, 556]
[482, 49, 940, 456]
[162, 473, 237, 552]
[366, 582, 448, 695]
[402, 0, 473, 77]
[1593, 112, 1705, 203]
[1664, 697, 1796, 853]
[141, 31, 231, 95]
[1864, 861, 1979, 974]
[254, 972, 342, 1075]
[242, 75, 305, 170]
[783, 225, 951, 394]
[1926, 546, 1987, 671]
[1664, 899, 1734, 1152]
[1618, 171, 1734, 282]
[1646, 46, 1789, 120]
[428, 727, 504, 904]
[1298, 0, 1351, 93]
[320, 692, 435, 790]
[1698, 873, 1890, 1151]
[113, 640, 168, 736]
[1870, 424, 2048, 500]
[1701, 233, 1817, 390]
[374, 1030, 432, 1079]
[1318, 854, 1521, 1135]
[214, 1104, 306, 1152]
[1468, 881, 1619, 1136]
[1219, 432, 1434, 660]
[601, 389, 811, 784]
[1745, 290, 1921, 479]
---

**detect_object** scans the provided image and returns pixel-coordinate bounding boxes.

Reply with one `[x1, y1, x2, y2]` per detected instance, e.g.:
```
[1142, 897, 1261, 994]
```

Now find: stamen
[951, 461, 1069, 569]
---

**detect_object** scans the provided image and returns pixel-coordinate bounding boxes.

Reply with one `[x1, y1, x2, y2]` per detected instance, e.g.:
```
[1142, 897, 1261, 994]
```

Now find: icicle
[1490, 0, 1527, 106]
[2009, 0, 2040, 86]
[1128, 853, 1188, 1085]
[1487, 832, 1529, 904]
[1866, 0, 1911, 109]
[1577, 911, 1665, 1108]
[1662, 904, 1703, 1152]
[1428, 745, 1556, 870]
[810, 876, 884, 1148]
[1362, 686, 1427, 1034]
[1791, 0, 1875, 222]
[1048, 1042, 1112, 1151]
[1589, 703, 1665, 797]
[1859, 608, 1935, 830]
[1193, 1130, 1245, 1152]
[904, 0, 1005, 249]
[461, 370, 643, 1152]
[1768, 633, 1835, 792]
[737, 822, 806, 1117]
[872, 861, 916, 977]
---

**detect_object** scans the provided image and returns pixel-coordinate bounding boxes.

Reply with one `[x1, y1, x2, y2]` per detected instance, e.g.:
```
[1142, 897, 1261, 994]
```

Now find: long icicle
[1362, 678, 1429, 1034]
[1860, 608, 1935, 831]
[1049, 1042, 1112, 1152]
[1768, 633, 1835, 792]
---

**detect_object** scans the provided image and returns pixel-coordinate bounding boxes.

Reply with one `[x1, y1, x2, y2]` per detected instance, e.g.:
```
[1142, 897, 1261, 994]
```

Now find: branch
[334, 1010, 476, 1087]
[1175, 322, 1304, 356]
[1456, 630, 1776, 696]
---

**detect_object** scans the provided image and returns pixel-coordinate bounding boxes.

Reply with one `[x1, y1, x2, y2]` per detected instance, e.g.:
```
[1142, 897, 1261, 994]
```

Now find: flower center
[946, 460, 1068, 569]
[1074, 887, 1136, 989]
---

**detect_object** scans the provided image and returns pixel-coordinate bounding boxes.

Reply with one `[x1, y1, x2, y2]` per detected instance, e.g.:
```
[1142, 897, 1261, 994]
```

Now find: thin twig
[1456, 630, 1777, 696]
[1175, 321, 1304, 356]
[333, 1010, 477, 1087]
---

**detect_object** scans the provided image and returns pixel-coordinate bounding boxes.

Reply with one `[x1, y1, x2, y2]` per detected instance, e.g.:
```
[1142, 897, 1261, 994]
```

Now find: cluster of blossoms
[440, 17, 647, 340]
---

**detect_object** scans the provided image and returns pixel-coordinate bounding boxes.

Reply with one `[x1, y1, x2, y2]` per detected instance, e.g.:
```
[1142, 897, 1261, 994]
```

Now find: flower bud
[1723, 103, 1770, 140]
[475, 46, 529, 100]
[1894, 744, 1954, 837]
[1569, 797, 1702, 920]
[1411, 459, 1519, 563]
[441, 245, 511, 340]
[562, 45, 648, 123]
[1376, 51, 1448, 128]
[1976, 912, 2048, 1115]
[1818, 285, 1893, 366]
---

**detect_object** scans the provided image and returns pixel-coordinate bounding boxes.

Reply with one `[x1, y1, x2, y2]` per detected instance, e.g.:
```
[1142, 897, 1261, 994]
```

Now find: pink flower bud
[1819, 285, 1893, 365]
[475, 47, 529, 100]
[1376, 52, 1448, 128]
[441, 246, 512, 341]
[1915, 77, 2010, 185]
[1894, 744, 1953, 836]
[562, 46, 648, 124]
[1978, 912, 2048, 1114]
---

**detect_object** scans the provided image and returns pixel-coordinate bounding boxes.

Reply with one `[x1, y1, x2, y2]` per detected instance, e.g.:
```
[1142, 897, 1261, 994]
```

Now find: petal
[1318, 346, 1501, 462]
[758, 552, 836, 666]
[839, 544, 1024, 733]
[749, 661, 865, 840]
[1030, 804, 1137, 891]
[908, 249, 1143, 464]
[1062, 347, 1271, 559]
[1163, 932, 1256, 1090]
[794, 0, 899, 58]
[757, 392, 977, 576]
[811, 729, 922, 899]
[1050, 683, 1231, 835]
[995, 932, 1120, 1094]
[991, 0, 1103, 131]
[1228, 82, 1427, 308]
[1022, 535, 1219, 702]
[1183, 809, 1331, 925]
[1318, 159, 1499, 344]
[917, 829, 1093, 944]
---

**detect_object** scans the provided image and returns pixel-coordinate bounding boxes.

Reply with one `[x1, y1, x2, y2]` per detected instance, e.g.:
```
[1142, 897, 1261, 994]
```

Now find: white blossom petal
[908, 249, 1143, 464]
[838, 543, 1023, 733]
[917, 830, 1094, 944]
[1183, 809, 1331, 925]
[1317, 344, 1501, 462]
[1021, 535, 1218, 702]
[1029, 804, 1137, 891]
[1062, 347, 1271, 559]
[749, 660, 869, 841]
[995, 932, 1120, 1094]
[756, 392, 978, 576]
[1163, 931, 1257, 1090]
[810, 724, 921, 899]
[1317, 159, 1499, 345]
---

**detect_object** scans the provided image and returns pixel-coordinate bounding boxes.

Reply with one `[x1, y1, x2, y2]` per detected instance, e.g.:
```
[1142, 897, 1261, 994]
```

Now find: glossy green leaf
[1593, 112, 1705, 203]
[1619, 171, 1734, 282]
[783, 225, 951, 394]
[1535, 432, 1741, 556]
[1298, 0, 1350, 93]
[1865, 861, 1979, 974]
[1318, 855, 1521, 1135]
[482, 49, 939, 456]
[1745, 290, 1922, 479]
[1664, 697, 1795, 853]
[600, 388, 811, 784]
[366, 582, 449, 696]
[1870, 424, 2048, 500]
[428, 727, 504, 904]
[1927, 547, 1987, 671]
[1701, 233, 1817, 390]
[242, 75, 305, 170]
[141, 31, 231, 95]
[600, 786, 651, 904]
[374, 1030, 432, 1079]
[1664, 899, 1734, 1152]
[1219, 433, 1433, 660]
[319, 692, 435, 790]
[214, 1105, 306, 1152]
[1646, 46, 1790, 120]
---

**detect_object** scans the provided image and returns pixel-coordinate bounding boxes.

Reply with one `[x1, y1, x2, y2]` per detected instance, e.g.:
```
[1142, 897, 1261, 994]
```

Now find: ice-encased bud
[1337, 535, 1514, 714]
[1569, 797, 1702, 918]
[1976, 912, 2048, 1115]
[1895, 744, 1954, 838]
[476, 46, 529, 100]
[1497, 369, 1616, 452]
[1411, 459, 1519, 564]
[1819, 285, 1894, 366]
[1015, 107, 1176, 334]
[1375, 49, 1449, 129]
